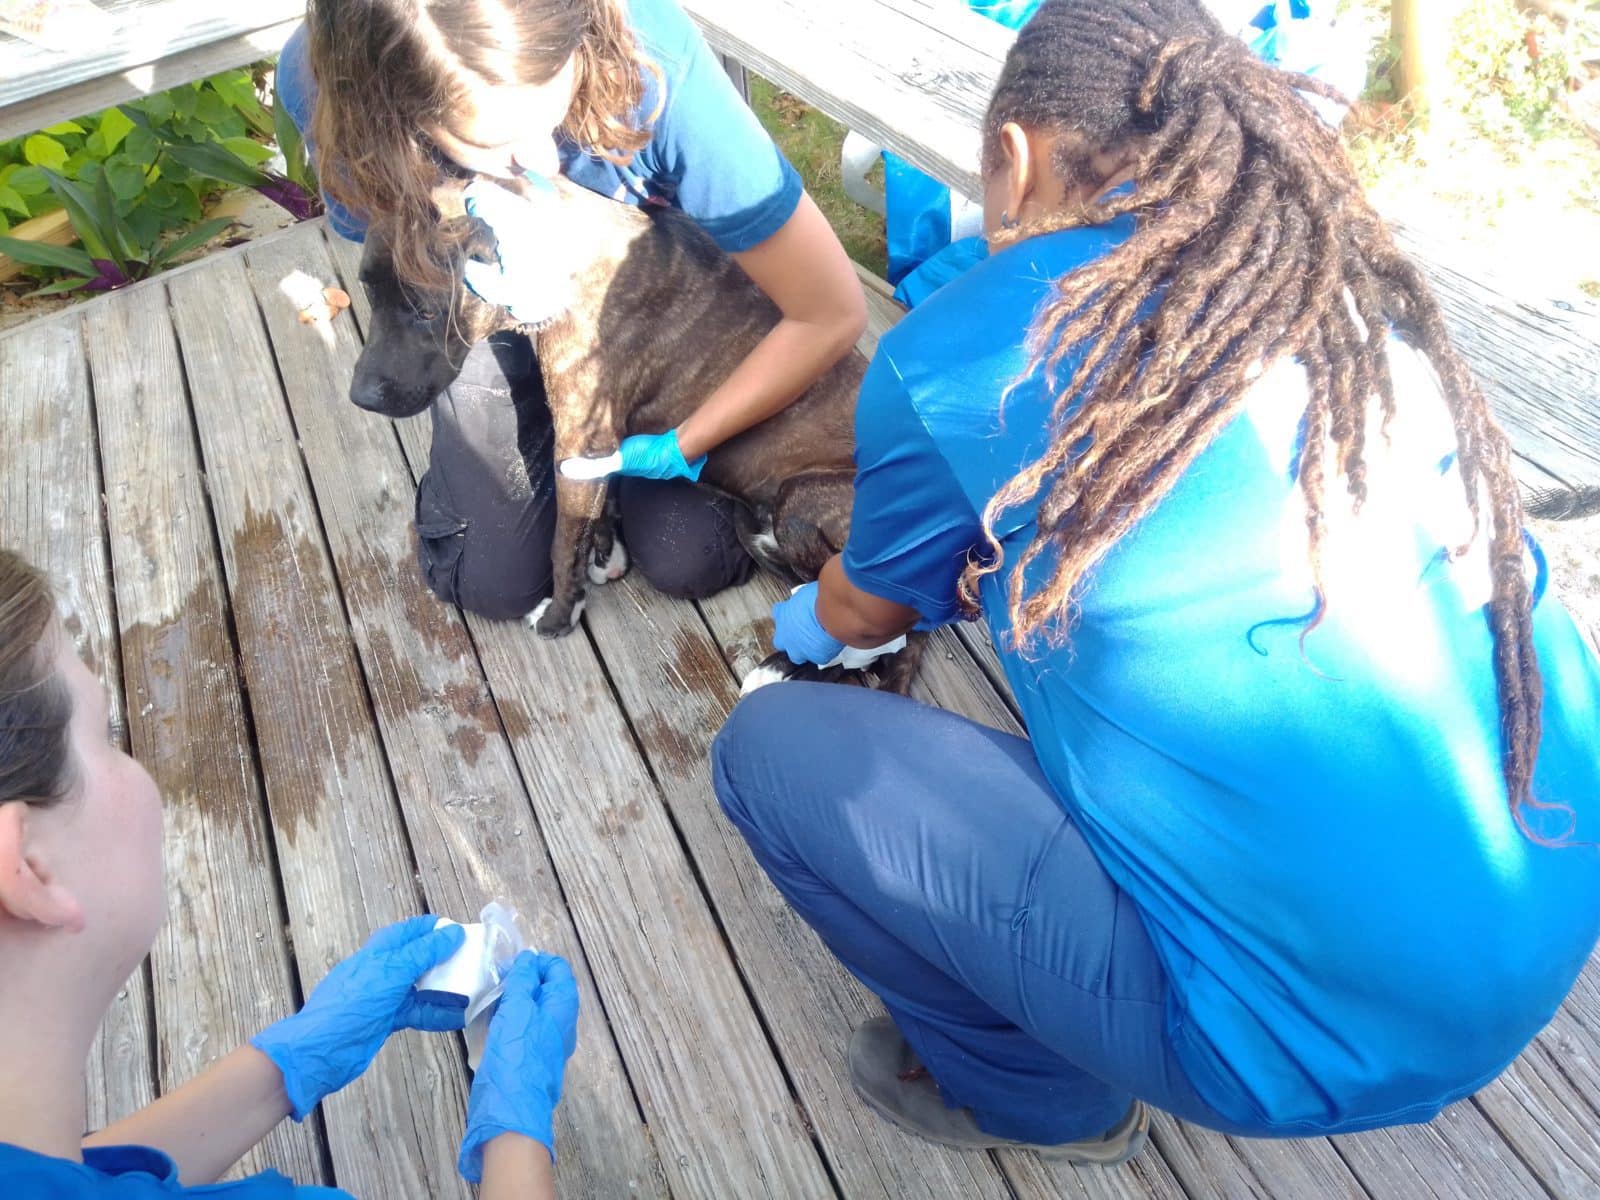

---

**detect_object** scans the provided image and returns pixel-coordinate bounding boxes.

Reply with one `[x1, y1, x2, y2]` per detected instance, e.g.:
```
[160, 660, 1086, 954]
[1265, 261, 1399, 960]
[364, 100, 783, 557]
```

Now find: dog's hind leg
[769, 470, 855, 583]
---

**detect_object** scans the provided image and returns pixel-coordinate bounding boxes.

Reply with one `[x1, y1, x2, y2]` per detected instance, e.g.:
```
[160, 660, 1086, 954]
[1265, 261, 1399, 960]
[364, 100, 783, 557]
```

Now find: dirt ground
[1534, 515, 1600, 649]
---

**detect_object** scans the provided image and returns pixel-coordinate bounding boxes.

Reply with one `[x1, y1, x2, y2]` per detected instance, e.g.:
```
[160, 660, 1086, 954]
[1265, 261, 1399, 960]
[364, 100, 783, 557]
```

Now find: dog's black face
[349, 224, 499, 419]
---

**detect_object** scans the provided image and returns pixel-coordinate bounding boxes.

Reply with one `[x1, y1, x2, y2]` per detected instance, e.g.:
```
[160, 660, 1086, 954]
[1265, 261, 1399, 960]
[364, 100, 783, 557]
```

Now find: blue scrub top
[842, 223, 1600, 1133]
[277, 0, 803, 251]
[0, 1142, 350, 1197]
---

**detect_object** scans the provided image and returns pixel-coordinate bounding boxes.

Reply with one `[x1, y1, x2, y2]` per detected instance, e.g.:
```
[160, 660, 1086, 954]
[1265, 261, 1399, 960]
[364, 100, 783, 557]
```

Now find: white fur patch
[588, 538, 630, 585]
[749, 530, 781, 561]
[740, 659, 793, 697]
[525, 594, 587, 633]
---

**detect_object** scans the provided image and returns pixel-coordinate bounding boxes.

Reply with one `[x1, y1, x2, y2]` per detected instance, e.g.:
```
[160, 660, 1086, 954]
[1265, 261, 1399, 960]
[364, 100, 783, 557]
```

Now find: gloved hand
[461, 175, 574, 328]
[772, 581, 913, 670]
[458, 951, 580, 1183]
[251, 915, 468, 1120]
[771, 580, 846, 666]
[559, 430, 707, 483]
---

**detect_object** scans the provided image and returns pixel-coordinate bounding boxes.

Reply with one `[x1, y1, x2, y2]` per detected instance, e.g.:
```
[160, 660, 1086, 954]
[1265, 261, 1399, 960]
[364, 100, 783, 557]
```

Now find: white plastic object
[415, 902, 529, 1069]
[559, 452, 624, 481]
[840, 131, 888, 217]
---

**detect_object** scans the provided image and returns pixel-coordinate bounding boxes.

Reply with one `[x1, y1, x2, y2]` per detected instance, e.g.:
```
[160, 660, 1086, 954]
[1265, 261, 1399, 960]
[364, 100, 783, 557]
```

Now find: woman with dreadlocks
[713, 0, 1600, 1162]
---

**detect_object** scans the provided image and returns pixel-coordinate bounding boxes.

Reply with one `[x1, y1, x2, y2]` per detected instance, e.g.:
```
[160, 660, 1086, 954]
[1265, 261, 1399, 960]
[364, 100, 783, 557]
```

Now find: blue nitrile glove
[461, 175, 573, 328]
[458, 951, 580, 1183]
[771, 580, 847, 667]
[559, 430, 708, 482]
[251, 915, 468, 1120]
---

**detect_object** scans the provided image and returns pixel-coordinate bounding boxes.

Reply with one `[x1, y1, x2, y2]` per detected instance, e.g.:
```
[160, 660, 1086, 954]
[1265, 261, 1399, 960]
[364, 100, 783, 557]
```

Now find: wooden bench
[0, 1, 302, 143]
[681, 0, 1600, 505]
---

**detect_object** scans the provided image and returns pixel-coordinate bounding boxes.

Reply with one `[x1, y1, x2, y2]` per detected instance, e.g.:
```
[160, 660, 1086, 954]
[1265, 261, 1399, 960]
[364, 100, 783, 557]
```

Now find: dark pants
[712, 682, 1258, 1144]
[413, 335, 754, 620]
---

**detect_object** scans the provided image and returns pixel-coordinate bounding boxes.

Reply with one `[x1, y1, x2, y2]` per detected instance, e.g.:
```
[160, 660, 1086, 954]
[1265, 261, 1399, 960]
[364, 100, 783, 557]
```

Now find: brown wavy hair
[305, 0, 660, 291]
[0, 550, 74, 807]
[960, 0, 1553, 835]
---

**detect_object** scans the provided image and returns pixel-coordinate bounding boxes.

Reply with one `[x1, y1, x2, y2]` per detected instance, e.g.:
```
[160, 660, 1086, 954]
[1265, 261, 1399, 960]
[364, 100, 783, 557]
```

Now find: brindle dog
[348, 175, 924, 693]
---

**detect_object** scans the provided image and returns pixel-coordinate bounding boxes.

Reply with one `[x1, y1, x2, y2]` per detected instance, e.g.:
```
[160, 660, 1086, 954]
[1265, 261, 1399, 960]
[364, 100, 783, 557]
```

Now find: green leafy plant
[0, 65, 320, 295]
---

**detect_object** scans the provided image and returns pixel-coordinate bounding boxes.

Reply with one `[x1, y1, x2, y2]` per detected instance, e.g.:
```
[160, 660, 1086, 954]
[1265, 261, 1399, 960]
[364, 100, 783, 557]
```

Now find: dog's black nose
[349, 371, 393, 414]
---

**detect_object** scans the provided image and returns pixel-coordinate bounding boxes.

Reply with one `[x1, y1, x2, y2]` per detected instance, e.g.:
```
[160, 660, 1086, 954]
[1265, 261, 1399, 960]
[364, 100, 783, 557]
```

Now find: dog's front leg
[528, 475, 607, 638]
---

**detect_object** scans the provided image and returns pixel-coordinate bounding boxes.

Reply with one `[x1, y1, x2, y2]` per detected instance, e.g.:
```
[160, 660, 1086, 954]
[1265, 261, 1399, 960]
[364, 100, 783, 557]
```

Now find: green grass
[748, 75, 889, 277]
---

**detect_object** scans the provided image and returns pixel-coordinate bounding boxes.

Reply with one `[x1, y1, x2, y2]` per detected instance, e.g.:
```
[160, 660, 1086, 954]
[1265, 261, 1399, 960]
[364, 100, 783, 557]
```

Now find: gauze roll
[414, 901, 528, 1069]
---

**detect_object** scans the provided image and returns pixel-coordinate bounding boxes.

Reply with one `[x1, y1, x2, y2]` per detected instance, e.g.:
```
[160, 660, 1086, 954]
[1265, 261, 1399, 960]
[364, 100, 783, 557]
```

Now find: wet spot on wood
[595, 798, 646, 839]
[496, 698, 533, 743]
[447, 722, 487, 767]
[667, 628, 735, 699]
[637, 713, 708, 781]
[229, 503, 374, 844]
[119, 577, 270, 862]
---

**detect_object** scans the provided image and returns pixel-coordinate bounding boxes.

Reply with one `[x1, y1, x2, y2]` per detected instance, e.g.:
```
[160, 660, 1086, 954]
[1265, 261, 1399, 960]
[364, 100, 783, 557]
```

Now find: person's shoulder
[884, 219, 1135, 364]
[622, 0, 702, 78]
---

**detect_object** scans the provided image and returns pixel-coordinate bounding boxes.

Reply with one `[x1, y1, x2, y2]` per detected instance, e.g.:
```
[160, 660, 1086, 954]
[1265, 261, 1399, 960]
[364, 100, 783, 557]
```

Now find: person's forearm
[675, 314, 859, 461]
[83, 1046, 291, 1185]
[480, 1133, 556, 1200]
[816, 556, 921, 646]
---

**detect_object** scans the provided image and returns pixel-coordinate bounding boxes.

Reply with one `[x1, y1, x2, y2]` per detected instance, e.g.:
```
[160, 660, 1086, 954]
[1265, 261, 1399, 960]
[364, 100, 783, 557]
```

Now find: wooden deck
[2, 217, 1598, 1199]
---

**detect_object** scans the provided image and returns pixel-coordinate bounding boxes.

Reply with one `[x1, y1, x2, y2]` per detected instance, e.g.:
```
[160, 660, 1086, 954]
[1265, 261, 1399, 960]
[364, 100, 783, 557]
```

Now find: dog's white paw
[525, 598, 553, 628]
[588, 538, 630, 585]
[740, 658, 795, 697]
[525, 594, 587, 636]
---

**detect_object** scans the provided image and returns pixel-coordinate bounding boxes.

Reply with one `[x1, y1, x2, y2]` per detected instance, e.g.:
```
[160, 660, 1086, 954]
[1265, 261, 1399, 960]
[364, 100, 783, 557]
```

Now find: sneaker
[847, 1016, 1150, 1165]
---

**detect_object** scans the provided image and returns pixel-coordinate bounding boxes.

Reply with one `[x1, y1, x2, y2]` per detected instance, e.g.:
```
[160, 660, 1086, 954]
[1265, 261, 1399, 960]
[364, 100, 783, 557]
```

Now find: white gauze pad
[414, 901, 528, 1069]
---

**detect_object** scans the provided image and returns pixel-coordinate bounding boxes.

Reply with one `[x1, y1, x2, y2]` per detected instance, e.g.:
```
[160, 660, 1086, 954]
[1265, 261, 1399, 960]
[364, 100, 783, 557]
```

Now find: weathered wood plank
[240, 226, 665, 1198]
[1333, 1100, 1552, 1200]
[0, 318, 158, 1130]
[0, 17, 300, 143]
[325, 228, 837, 1198]
[0, 0, 301, 125]
[163, 255, 470, 1200]
[586, 575, 1017, 1200]
[81, 288, 327, 1184]
[685, 0, 1600, 492]
[1474, 1034, 1600, 1199]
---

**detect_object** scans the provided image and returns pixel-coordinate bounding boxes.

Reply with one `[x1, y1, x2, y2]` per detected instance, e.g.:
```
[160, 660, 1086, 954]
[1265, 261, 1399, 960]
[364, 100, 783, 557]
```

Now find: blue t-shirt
[843, 224, 1600, 1133]
[0, 1142, 350, 1198]
[277, 0, 802, 250]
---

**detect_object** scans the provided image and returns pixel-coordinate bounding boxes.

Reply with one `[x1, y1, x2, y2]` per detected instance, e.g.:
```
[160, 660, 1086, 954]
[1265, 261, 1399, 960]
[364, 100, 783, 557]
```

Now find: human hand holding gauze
[772, 581, 907, 669]
[414, 902, 528, 1070]
[560, 431, 707, 482]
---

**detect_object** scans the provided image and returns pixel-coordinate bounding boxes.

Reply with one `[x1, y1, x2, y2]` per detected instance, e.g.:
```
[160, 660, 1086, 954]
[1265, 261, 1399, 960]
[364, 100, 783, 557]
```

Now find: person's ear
[997, 121, 1034, 225]
[0, 802, 85, 933]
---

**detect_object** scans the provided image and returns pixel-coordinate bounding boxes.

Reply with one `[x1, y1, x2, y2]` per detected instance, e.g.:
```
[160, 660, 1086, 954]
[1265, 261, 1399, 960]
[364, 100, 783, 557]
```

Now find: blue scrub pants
[713, 682, 1256, 1144]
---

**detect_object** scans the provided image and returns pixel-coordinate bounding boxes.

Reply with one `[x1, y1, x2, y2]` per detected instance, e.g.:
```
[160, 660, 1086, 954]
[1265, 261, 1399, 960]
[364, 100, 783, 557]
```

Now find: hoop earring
[1001, 211, 1018, 230]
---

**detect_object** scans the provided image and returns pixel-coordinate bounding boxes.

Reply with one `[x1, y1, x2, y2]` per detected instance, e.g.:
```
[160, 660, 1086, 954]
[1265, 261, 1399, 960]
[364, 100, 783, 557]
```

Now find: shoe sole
[853, 1074, 1151, 1167]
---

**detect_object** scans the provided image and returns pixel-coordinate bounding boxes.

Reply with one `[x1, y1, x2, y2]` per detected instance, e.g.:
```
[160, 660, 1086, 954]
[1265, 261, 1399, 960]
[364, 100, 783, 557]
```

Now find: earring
[1001, 211, 1018, 230]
